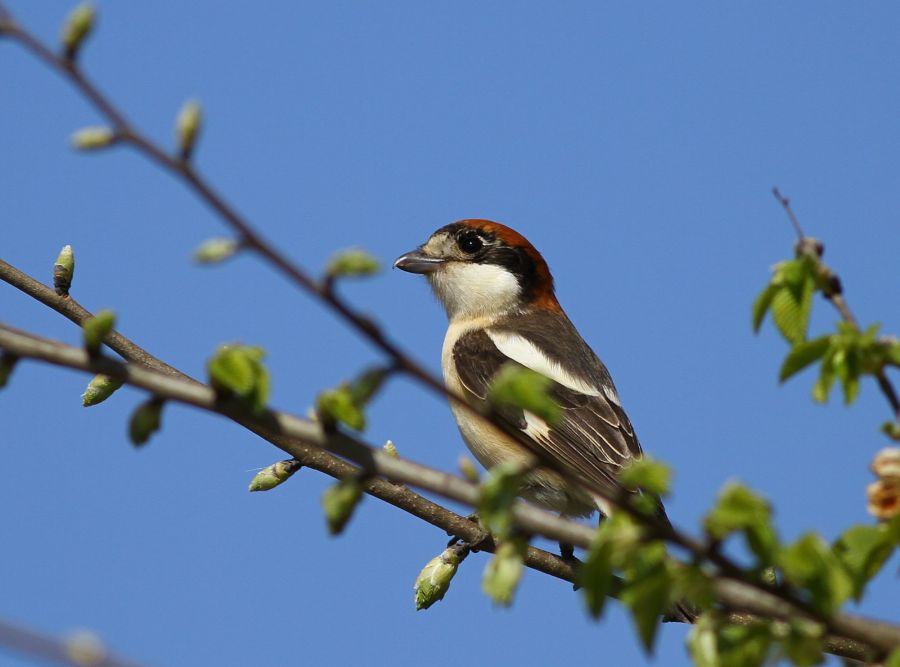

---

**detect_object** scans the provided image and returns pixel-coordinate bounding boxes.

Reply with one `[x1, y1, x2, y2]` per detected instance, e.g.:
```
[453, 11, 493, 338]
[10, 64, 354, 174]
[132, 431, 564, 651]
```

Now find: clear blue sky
[2, 2, 899, 665]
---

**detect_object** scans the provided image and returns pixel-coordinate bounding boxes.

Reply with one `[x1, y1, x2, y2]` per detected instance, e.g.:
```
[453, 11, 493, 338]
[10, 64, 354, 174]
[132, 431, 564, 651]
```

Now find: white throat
[427, 262, 521, 321]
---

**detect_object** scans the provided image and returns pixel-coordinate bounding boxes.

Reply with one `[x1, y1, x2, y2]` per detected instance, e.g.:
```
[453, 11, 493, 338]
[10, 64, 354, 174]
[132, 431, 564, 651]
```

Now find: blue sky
[2, 2, 899, 665]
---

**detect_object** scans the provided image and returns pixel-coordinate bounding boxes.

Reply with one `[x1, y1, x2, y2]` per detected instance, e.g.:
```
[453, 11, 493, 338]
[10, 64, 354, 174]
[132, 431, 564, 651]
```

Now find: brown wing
[452, 327, 642, 499]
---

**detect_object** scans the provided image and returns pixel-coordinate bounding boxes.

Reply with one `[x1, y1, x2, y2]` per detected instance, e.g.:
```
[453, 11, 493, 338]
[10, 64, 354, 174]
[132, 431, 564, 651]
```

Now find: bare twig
[772, 188, 900, 420]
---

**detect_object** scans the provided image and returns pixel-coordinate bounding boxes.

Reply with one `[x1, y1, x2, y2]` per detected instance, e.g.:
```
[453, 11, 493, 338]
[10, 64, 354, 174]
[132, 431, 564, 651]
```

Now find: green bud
[176, 99, 202, 160]
[206, 344, 270, 413]
[193, 237, 239, 264]
[82, 309, 116, 355]
[129, 398, 163, 446]
[62, 629, 106, 667]
[383, 440, 399, 458]
[82, 374, 123, 406]
[321, 477, 363, 535]
[248, 459, 301, 492]
[325, 248, 381, 280]
[71, 127, 116, 151]
[0, 352, 18, 389]
[458, 455, 480, 483]
[482, 537, 527, 606]
[60, 3, 95, 61]
[53, 244, 75, 295]
[489, 363, 560, 426]
[414, 544, 467, 610]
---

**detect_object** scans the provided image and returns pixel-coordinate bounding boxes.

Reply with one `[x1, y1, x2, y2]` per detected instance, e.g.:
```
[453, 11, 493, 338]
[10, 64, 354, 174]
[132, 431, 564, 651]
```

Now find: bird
[394, 219, 696, 621]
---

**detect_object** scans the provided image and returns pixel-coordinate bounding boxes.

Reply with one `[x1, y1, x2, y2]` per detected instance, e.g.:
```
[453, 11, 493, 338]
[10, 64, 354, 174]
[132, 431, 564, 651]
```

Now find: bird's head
[394, 219, 558, 321]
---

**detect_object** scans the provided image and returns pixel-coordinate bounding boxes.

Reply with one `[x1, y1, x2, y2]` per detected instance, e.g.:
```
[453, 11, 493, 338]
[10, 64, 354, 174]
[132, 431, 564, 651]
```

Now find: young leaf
[578, 521, 617, 619]
[321, 477, 363, 535]
[326, 248, 381, 279]
[752, 283, 779, 333]
[776, 532, 854, 615]
[619, 542, 671, 654]
[704, 482, 778, 565]
[349, 366, 389, 406]
[770, 275, 814, 344]
[248, 459, 301, 492]
[316, 385, 366, 431]
[482, 537, 526, 606]
[82, 310, 116, 355]
[478, 462, 526, 538]
[778, 336, 831, 382]
[207, 344, 270, 413]
[129, 398, 163, 446]
[832, 524, 896, 600]
[488, 363, 560, 426]
[82, 374, 123, 406]
[779, 619, 825, 667]
[618, 457, 671, 497]
[414, 544, 466, 610]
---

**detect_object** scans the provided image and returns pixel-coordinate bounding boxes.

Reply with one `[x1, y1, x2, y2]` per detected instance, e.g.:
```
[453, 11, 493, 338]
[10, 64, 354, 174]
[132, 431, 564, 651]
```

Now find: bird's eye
[457, 233, 483, 254]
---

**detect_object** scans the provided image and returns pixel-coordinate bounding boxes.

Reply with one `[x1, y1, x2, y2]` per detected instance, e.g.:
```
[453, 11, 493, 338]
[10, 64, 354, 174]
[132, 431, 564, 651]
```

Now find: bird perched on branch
[394, 219, 694, 621]
[394, 219, 649, 515]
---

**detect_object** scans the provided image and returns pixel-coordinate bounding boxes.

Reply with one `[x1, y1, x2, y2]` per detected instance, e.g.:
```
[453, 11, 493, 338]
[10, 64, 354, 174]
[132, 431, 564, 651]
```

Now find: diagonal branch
[0, 321, 894, 662]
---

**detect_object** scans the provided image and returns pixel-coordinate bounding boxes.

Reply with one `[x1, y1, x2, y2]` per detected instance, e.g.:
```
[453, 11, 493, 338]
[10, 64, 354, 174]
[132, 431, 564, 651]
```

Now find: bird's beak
[393, 247, 445, 274]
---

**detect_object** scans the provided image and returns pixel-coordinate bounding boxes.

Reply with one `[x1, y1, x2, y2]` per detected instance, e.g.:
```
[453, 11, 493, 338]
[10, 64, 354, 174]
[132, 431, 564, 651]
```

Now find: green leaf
[321, 477, 363, 535]
[777, 533, 854, 615]
[478, 462, 525, 538]
[688, 615, 774, 667]
[619, 542, 671, 654]
[778, 336, 831, 382]
[704, 482, 778, 565]
[882, 422, 900, 441]
[770, 275, 814, 345]
[349, 366, 390, 406]
[779, 619, 825, 667]
[128, 398, 163, 446]
[414, 545, 465, 611]
[618, 457, 671, 497]
[832, 524, 897, 600]
[886, 647, 900, 667]
[812, 356, 836, 403]
[884, 342, 900, 367]
[193, 237, 239, 264]
[316, 385, 366, 431]
[0, 352, 18, 389]
[81, 374, 124, 406]
[206, 344, 270, 413]
[488, 363, 560, 426]
[482, 537, 526, 606]
[326, 248, 381, 279]
[752, 283, 779, 333]
[248, 459, 301, 492]
[82, 309, 116, 354]
[577, 521, 617, 619]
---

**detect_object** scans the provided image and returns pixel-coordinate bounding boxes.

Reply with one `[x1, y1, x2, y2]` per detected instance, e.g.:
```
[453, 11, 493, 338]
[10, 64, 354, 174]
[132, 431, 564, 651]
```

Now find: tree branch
[0, 321, 894, 661]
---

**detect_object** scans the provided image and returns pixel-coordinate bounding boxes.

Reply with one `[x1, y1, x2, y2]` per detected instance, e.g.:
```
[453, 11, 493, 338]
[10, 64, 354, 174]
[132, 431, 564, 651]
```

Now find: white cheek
[428, 263, 521, 320]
